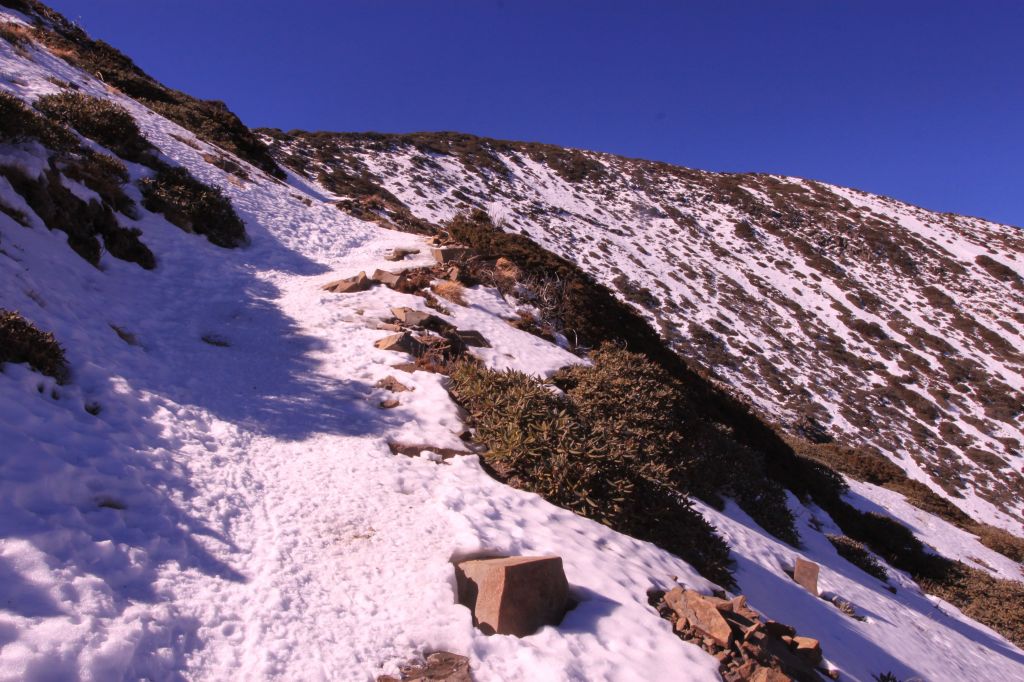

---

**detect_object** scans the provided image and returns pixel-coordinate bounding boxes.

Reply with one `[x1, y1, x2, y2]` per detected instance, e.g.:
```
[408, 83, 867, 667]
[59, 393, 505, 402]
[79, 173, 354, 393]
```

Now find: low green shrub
[140, 166, 246, 248]
[0, 309, 68, 382]
[34, 92, 155, 164]
[449, 352, 734, 587]
[61, 150, 135, 216]
[827, 534, 888, 582]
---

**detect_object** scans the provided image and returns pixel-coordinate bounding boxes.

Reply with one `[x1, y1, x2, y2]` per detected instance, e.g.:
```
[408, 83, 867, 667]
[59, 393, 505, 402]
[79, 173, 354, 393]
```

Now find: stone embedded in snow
[792, 636, 822, 665]
[377, 650, 471, 682]
[454, 556, 569, 637]
[379, 398, 400, 409]
[384, 247, 419, 262]
[376, 322, 403, 332]
[749, 667, 792, 682]
[391, 307, 435, 326]
[432, 246, 470, 264]
[371, 268, 405, 288]
[452, 330, 490, 348]
[373, 332, 423, 355]
[322, 271, 370, 293]
[664, 588, 733, 648]
[375, 376, 411, 393]
[793, 558, 820, 596]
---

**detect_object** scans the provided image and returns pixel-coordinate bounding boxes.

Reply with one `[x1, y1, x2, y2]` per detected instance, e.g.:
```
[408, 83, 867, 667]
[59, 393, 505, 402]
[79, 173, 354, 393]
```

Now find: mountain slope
[259, 129, 1024, 531]
[2, 3, 1024, 681]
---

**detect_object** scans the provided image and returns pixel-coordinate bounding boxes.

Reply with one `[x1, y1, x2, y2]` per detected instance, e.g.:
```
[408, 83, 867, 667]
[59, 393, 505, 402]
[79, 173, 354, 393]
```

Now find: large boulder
[454, 556, 569, 637]
[392, 307, 437, 327]
[371, 268, 406, 288]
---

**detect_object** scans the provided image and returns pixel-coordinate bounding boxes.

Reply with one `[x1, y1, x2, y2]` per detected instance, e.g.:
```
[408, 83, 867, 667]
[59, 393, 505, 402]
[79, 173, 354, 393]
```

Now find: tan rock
[379, 398, 400, 409]
[371, 268, 405, 288]
[374, 332, 423, 355]
[792, 636, 822, 665]
[322, 271, 370, 294]
[392, 307, 435, 326]
[750, 667, 793, 682]
[384, 247, 419, 262]
[664, 588, 733, 648]
[455, 556, 569, 637]
[793, 558, 820, 596]
[432, 246, 470, 264]
[375, 376, 411, 393]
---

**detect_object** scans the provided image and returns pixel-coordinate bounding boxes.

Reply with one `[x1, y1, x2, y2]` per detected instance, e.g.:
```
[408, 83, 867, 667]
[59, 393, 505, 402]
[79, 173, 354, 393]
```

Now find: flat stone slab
[793, 558, 820, 596]
[432, 246, 471, 264]
[371, 268, 405, 288]
[455, 556, 569, 637]
[323, 271, 370, 294]
[664, 587, 734, 648]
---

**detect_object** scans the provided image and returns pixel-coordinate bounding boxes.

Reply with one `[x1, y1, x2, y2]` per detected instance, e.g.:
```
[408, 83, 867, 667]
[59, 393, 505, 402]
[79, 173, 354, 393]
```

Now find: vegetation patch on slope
[0, 309, 67, 382]
[35, 92, 156, 164]
[140, 166, 247, 248]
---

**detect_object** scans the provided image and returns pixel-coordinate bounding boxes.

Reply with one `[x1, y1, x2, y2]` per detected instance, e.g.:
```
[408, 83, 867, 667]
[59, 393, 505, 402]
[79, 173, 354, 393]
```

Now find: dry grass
[432, 280, 467, 306]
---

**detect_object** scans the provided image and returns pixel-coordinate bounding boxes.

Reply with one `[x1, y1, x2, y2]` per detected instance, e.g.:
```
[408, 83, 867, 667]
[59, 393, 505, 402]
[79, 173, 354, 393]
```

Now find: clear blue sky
[44, 0, 1024, 226]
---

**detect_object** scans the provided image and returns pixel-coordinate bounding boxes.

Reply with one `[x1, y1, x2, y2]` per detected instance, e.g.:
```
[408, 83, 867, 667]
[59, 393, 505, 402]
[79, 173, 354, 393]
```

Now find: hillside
[2, 2, 1024, 681]
[259, 129, 1024, 532]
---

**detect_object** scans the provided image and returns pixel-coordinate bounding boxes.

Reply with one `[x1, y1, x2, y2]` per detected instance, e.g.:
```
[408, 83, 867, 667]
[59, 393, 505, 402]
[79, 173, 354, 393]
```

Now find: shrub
[827, 534, 888, 582]
[449, 353, 734, 587]
[0, 90, 76, 150]
[34, 92, 155, 164]
[0, 309, 68, 382]
[61, 150, 135, 216]
[140, 166, 246, 248]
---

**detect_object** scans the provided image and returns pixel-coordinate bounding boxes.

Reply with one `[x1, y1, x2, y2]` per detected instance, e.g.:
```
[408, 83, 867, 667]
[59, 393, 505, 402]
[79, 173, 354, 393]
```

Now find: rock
[376, 376, 411, 393]
[323, 271, 370, 293]
[392, 307, 436, 326]
[750, 667, 793, 682]
[385, 247, 419, 262]
[664, 588, 734, 648]
[371, 268, 406, 288]
[792, 637, 822, 666]
[377, 650, 471, 682]
[454, 556, 569, 637]
[793, 558, 820, 596]
[764, 620, 796, 639]
[376, 322, 403, 332]
[453, 330, 490, 348]
[432, 246, 470, 264]
[374, 332, 423, 355]
[379, 398, 400, 409]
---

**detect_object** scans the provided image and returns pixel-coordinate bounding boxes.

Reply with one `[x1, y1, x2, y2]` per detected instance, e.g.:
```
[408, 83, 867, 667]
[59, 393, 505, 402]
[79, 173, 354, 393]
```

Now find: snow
[2, 11, 1023, 681]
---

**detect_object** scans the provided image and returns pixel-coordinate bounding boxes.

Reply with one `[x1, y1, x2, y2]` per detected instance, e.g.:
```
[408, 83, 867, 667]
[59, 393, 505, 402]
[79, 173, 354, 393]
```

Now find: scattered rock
[454, 555, 569, 637]
[792, 637, 822, 666]
[432, 246, 471, 264]
[388, 442, 469, 460]
[392, 307, 437, 326]
[764, 621, 796, 639]
[323, 271, 371, 294]
[664, 588, 734, 648]
[377, 650, 471, 682]
[376, 376, 411, 393]
[452, 330, 490, 348]
[379, 398, 400, 409]
[201, 334, 230, 347]
[385, 247, 419, 262]
[749, 667, 793, 682]
[377, 322, 403, 332]
[374, 332, 424, 355]
[371, 268, 406, 288]
[793, 558, 820, 596]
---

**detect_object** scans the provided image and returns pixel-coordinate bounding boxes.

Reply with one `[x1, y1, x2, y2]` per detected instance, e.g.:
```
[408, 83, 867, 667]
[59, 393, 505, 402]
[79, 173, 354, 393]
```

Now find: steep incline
[260, 130, 1024, 530]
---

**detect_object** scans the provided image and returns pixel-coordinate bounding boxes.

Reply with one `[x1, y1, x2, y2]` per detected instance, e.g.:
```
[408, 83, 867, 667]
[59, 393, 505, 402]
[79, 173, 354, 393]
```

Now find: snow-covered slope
[259, 130, 1024, 532]
[2, 4, 1024, 681]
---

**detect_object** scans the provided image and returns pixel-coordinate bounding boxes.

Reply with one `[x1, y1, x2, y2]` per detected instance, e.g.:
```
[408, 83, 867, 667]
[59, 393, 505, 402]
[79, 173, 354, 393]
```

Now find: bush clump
[140, 166, 246, 247]
[0, 90, 76, 150]
[827, 534, 889, 582]
[449, 348, 734, 587]
[0, 309, 68, 382]
[34, 92, 155, 163]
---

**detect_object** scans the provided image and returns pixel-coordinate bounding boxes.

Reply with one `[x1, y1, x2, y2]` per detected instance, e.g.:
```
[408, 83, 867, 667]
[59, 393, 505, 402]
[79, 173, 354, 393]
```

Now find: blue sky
[45, 1, 1024, 226]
